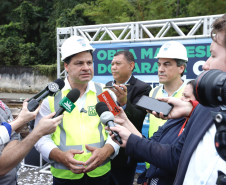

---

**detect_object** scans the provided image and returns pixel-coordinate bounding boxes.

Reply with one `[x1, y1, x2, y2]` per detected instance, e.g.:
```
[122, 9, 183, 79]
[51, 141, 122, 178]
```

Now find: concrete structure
[0, 66, 53, 93]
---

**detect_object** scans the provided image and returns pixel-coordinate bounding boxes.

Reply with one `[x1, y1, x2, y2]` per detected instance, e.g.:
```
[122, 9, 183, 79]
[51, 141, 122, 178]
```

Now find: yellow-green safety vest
[146, 84, 185, 169]
[148, 85, 185, 137]
[48, 82, 111, 179]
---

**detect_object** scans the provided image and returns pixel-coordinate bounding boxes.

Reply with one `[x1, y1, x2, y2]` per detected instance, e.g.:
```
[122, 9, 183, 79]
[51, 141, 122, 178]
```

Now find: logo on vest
[88, 106, 97, 116]
[59, 97, 76, 113]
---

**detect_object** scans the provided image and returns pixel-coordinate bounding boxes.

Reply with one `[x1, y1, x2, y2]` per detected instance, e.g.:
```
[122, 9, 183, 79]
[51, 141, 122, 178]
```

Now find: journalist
[107, 81, 198, 185]
[0, 101, 63, 178]
[107, 13, 226, 185]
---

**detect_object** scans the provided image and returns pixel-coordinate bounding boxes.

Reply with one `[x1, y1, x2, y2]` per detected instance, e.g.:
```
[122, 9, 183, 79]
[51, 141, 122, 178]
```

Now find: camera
[194, 69, 226, 185]
[194, 69, 226, 107]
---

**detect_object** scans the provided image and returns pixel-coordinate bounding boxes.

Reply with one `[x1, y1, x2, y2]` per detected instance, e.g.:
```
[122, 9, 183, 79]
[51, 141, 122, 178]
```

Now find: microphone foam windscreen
[66, 88, 80, 103]
[99, 112, 114, 126]
[54, 79, 65, 90]
[96, 102, 109, 117]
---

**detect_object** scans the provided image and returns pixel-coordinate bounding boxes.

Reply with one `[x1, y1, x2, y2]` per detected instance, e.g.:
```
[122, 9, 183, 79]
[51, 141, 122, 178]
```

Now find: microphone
[96, 102, 123, 144]
[53, 88, 80, 118]
[97, 90, 120, 116]
[27, 79, 65, 112]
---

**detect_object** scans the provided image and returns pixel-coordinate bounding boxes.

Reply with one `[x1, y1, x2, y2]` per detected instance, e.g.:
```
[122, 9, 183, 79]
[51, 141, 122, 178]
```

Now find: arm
[2, 140, 19, 152]
[2, 131, 20, 152]
[150, 125, 164, 142]
[105, 134, 120, 159]
[0, 131, 41, 176]
[114, 107, 144, 136]
[0, 102, 40, 145]
[34, 98, 58, 162]
[115, 84, 152, 132]
[114, 107, 168, 142]
[0, 113, 62, 176]
[125, 129, 186, 173]
[107, 123, 185, 173]
[10, 102, 40, 133]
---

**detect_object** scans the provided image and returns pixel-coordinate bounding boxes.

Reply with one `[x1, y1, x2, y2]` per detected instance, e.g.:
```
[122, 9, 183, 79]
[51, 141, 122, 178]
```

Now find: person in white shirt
[34, 36, 120, 185]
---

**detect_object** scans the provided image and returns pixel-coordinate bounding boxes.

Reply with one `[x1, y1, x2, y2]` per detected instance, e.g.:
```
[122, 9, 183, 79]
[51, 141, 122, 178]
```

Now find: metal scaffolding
[57, 14, 223, 78]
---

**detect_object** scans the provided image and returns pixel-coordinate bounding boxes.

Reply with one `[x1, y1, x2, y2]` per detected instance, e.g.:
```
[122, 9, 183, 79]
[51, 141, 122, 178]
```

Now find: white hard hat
[61, 36, 95, 61]
[155, 41, 188, 62]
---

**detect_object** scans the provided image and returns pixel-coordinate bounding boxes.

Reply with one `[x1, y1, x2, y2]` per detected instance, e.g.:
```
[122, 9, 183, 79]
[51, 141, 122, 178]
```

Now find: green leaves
[0, 0, 225, 67]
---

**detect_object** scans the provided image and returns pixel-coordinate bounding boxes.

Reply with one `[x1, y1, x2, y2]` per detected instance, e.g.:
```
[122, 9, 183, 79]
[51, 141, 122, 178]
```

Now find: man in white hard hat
[146, 41, 188, 170]
[34, 36, 120, 185]
[148, 41, 188, 138]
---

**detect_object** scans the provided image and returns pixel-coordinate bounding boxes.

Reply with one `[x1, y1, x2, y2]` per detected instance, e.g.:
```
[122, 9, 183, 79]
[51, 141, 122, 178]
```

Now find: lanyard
[178, 118, 188, 136]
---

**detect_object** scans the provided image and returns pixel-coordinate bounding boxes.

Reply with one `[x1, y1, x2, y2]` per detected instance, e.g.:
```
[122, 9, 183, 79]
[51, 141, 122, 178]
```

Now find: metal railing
[57, 14, 223, 78]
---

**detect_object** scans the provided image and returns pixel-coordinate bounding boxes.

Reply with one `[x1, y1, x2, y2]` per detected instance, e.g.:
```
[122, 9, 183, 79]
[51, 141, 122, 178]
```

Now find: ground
[17, 166, 142, 185]
[17, 166, 52, 185]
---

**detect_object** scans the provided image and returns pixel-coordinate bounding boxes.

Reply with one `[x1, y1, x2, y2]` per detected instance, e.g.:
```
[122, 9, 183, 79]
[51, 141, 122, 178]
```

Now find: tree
[187, 0, 226, 16]
[0, 0, 93, 66]
[0, 0, 225, 66]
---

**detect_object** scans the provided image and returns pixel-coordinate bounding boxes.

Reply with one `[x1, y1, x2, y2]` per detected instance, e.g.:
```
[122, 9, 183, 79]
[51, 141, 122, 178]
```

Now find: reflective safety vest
[48, 82, 111, 179]
[146, 84, 185, 169]
[148, 85, 185, 137]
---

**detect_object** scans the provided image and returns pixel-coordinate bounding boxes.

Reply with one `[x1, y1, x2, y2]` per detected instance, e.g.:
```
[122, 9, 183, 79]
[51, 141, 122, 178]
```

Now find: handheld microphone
[95, 102, 123, 144]
[28, 79, 65, 112]
[97, 91, 120, 116]
[52, 88, 80, 118]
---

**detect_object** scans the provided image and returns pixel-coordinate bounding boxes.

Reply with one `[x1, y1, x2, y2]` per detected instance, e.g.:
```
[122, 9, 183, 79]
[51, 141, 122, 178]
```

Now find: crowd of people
[0, 13, 226, 185]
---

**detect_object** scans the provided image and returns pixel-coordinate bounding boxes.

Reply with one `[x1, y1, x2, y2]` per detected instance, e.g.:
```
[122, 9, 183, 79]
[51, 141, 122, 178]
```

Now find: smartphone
[136, 95, 173, 117]
[103, 84, 130, 89]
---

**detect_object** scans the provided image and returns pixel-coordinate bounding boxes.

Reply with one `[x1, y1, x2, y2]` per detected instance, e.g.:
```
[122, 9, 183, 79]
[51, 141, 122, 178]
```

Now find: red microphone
[97, 91, 120, 116]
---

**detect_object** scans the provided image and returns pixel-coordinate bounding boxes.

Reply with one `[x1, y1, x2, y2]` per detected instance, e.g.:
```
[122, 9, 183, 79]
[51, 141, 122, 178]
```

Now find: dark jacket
[125, 104, 220, 185]
[106, 75, 152, 167]
[138, 117, 186, 185]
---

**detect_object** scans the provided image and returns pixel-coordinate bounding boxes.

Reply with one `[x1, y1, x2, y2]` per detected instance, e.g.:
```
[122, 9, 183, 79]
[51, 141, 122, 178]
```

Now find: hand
[59, 149, 85, 174]
[114, 107, 131, 128]
[83, 144, 113, 173]
[34, 112, 63, 136]
[17, 101, 40, 125]
[114, 107, 142, 136]
[105, 125, 131, 148]
[11, 101, 41, 132]
[110, 84, 127, 106]
[150, 97, 193, 120]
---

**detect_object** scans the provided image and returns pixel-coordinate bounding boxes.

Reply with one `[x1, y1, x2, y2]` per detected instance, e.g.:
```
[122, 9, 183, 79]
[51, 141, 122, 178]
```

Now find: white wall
[0, 66, 53, 93]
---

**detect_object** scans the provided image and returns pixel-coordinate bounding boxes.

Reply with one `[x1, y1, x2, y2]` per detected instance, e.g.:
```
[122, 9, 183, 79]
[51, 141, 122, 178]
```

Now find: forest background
[0, 0, 225, 70]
